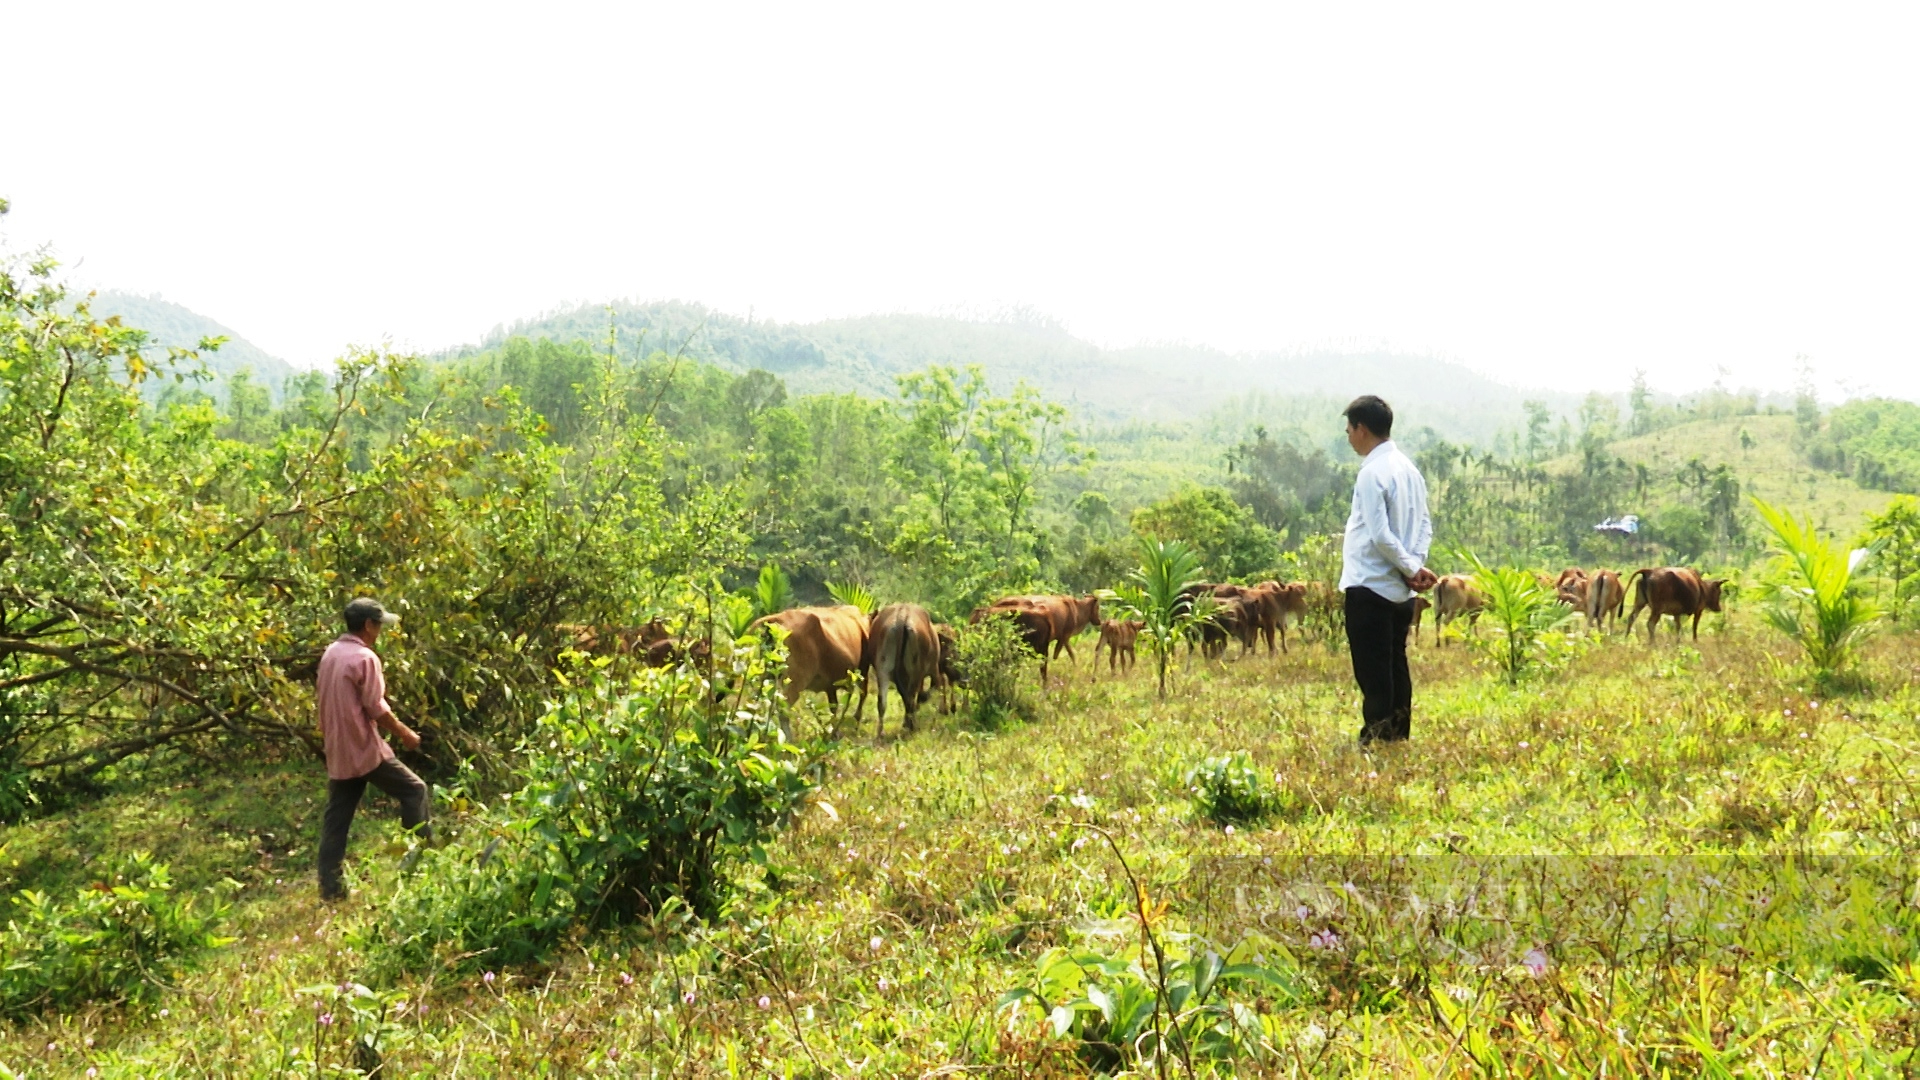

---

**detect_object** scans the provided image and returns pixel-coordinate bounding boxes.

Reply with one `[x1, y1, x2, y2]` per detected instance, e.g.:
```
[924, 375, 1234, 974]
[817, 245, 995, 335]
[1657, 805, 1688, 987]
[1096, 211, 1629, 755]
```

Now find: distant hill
[90, 292, 297, 393]
[1560, 413, 1896, 538]
[455, 300, 1576, 444]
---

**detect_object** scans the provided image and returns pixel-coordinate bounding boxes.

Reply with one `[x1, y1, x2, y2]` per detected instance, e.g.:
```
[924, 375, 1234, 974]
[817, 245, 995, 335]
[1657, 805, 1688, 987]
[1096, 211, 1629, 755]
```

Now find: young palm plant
[1753, 497, 1882, 680]
[1465, 552, 1576, 685]
[1101, 537, 1213, 697]
[825, 580, 877, 616]
[750, 563, 794, 618]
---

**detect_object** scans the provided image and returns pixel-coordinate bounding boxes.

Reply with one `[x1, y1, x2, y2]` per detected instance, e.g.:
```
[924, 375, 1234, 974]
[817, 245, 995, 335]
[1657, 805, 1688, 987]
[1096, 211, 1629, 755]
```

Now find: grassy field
[4, 617, 1920, 1076]
[1571, 414, 1898, 538]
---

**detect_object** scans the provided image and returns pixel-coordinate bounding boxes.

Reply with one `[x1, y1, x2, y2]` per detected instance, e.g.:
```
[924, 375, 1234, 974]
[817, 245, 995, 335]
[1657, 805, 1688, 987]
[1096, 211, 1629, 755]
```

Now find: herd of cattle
[565, 565, 1728, 739]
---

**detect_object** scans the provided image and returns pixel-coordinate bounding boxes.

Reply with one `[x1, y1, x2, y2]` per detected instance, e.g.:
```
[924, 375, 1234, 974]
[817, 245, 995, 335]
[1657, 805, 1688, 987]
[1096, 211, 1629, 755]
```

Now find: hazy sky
[5, 2, 1916, 400]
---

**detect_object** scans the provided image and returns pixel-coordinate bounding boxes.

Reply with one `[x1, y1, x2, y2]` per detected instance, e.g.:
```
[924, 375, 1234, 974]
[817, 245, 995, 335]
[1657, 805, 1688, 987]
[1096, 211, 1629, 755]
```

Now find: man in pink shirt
[315, 597, 429, 901]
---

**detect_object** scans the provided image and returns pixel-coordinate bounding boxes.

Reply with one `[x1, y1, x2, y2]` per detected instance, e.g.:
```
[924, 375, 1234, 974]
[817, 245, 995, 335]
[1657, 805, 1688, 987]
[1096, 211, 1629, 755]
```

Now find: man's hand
[398, 725, 422, 752]
[1408, 567, 1439, 592]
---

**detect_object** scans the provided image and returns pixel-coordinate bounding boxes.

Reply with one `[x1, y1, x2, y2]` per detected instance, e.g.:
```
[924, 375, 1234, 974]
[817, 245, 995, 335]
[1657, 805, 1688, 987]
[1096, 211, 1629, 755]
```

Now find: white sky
[5, 2, 1916, 400]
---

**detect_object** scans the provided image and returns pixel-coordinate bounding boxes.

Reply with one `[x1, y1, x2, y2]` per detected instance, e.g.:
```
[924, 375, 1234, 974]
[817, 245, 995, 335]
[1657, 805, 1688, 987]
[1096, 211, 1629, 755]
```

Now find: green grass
[5, 621, 1920, 1075]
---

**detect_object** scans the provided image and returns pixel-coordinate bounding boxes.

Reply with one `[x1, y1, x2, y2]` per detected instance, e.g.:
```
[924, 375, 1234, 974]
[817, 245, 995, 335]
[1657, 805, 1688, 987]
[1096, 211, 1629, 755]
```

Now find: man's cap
[344, 597, 400, 628]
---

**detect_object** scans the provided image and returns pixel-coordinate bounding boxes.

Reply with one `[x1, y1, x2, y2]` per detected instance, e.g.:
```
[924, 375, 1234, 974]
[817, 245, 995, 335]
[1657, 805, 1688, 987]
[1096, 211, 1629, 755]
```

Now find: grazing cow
[1252, 580, 1309, 654]
[1431, 574, 1486, 645]
[1094, 618, 1142, 674]
[973, 594, 1101, 682]
[1554, 568, 1590, 608]
[559, 619, 708, 668]
[751, 605, 870, 728]
[1584, 569, 1626, 632]
[1197, 595, 1257, 660]
[1623, 567, 1726, 643]
[859, 603, 940, 737]
[1409, 595, 1432, 644]
[933, 623, 964, 712]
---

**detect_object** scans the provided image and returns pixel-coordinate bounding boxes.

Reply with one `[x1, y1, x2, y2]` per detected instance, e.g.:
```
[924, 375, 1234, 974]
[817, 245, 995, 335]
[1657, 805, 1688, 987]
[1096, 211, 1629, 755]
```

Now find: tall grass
[1752, 496, 1882, 680]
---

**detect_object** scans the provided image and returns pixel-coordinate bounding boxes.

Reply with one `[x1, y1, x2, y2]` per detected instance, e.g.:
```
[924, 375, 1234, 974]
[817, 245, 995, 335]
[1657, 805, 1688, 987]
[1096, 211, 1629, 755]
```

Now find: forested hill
[454, 300, 1569, 442]
[91, 291, 297, 391]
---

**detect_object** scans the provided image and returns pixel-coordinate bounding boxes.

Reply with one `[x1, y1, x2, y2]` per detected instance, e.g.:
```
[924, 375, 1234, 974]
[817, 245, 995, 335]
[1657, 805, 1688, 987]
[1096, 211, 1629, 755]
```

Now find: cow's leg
[1690, 612, 1702, 641]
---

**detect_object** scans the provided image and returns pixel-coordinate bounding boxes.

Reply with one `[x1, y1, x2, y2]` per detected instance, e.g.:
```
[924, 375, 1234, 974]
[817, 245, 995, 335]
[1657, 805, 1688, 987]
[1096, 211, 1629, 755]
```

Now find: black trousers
[317, 758, 432, 899]
[1345, 586, 1416, 743]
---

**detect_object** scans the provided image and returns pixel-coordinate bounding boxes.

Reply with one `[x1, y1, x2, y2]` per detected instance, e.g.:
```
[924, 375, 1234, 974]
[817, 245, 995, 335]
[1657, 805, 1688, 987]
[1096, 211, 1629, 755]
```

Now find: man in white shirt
[1338, 396, 1436, 745]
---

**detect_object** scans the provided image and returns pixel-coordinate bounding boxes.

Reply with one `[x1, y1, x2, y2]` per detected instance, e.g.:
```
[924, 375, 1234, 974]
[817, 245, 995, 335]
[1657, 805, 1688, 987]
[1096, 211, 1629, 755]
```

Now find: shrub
[953, 615, 1037, 730]
[0, 852, 229, 1018]
[1184, 752, 1275, 826]
[355, 655, 814, 983]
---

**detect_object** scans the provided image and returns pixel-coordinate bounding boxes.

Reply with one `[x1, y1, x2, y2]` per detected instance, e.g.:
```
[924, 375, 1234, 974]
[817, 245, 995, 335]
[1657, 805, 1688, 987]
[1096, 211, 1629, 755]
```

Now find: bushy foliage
[1130, 485, 1278, 580]
[1804, 397, 1920, 493]
[952, 615, 1036, 730]
[1183, 752, 1277, 826]
[0, 852, 228, 1018]
[354, 659, 813, 983]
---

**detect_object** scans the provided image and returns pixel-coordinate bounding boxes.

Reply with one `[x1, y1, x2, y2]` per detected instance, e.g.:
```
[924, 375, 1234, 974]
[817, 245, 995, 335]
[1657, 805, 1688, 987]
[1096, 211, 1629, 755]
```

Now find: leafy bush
[355, 657, 814, 982]
[953, 615, 1037, 730]
[999, 937, 1308, 1073]
[0, 852, 228, 1018]
[1753, 497, 1882, 679]
[1184, 752, 1276, 826]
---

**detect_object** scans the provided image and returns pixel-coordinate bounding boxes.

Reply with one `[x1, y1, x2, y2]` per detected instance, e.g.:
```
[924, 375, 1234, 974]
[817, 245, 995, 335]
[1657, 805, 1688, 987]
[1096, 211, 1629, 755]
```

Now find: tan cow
[1094, 618, 1142, 674]
[751, 605, 870, 729]
[1584, 569, 1626, 632]
[1409, 595, 1432, 644]
[1431, 574, 1486, 645]
[1624, 568, 1726, 643]
[1554, 568, 1590, 608]
[858, 603, 939, 737]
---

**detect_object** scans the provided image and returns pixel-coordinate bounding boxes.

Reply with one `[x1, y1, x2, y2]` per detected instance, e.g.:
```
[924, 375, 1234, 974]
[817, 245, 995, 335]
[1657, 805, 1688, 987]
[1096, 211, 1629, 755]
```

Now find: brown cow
[974, 594, 1100, 682]
[1624, 568, 1725, 643]
[751, 605, 869, 730]
[1554, 568, 1590, 608]
[933, 623, 964, 712]
[858, 603, 939, 737]
[1203, 584, 1262, 658]
[1584, 569, 1626, 632]
[1409, 595, 1432, 644]
[1094, 618, 1141, 674]
[1431, 574, 1485, 645]
[1252, 580, 1308, 654]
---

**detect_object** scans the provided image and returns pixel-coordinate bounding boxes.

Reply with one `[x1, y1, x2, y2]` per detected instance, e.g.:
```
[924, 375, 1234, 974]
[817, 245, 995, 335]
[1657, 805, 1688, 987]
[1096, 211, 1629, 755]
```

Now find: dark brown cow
[1094, 618, 1142, 674]
[1409, 595, 1432, 644]
[1203, 584, 1262, 658]
[751, 605, 870, 730]
[858, 603, 939, 737]
[1584, 569, 1626, 632]
[1624, 567, 1726, 643]
[933, 623, 964, 713]
[1431, 574, 1485, 645]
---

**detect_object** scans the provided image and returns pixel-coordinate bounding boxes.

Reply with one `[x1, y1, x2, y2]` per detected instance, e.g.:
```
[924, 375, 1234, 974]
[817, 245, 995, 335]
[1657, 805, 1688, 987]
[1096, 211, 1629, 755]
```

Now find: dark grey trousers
[317, 758, 431, 899]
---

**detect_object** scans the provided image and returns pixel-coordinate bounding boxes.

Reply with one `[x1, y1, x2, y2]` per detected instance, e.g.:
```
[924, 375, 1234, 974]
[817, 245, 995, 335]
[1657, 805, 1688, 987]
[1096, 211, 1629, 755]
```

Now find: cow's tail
[875, 617, 909, 718]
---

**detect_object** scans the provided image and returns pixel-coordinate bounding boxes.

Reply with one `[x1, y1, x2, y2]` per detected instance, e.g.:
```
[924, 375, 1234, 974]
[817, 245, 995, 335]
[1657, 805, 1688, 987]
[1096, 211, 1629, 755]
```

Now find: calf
[1624, 567, 1726, 643]
[1554, 568, 1590, 608]
[1095, 618, 1142, 674]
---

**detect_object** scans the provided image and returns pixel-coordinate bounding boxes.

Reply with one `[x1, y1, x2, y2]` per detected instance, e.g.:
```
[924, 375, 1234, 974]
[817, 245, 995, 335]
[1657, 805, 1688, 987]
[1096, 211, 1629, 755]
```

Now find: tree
[1629, 370, 1654, 435]
[1524, 401, 1553, 461]
[1131, 487, 1278, 580]
[1862, 496, 1920, 624]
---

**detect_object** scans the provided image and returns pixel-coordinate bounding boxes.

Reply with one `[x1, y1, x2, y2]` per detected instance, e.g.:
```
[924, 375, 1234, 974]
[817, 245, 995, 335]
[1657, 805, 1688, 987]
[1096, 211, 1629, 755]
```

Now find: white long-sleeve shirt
[1338, 440, 1433, 603]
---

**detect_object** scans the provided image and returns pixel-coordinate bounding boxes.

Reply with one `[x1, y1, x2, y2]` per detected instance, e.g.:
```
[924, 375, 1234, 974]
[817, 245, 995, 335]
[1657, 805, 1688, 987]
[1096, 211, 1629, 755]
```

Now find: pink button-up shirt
[316, 633, 396, 780]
